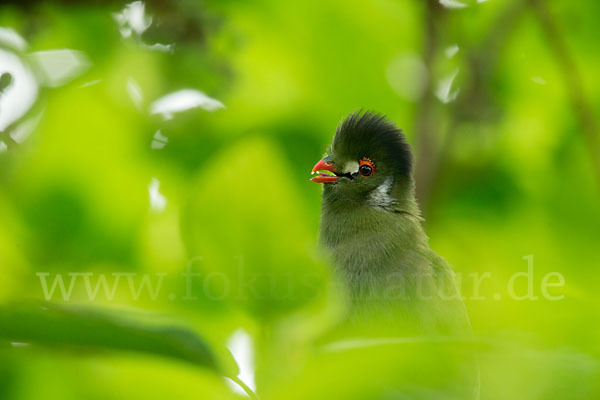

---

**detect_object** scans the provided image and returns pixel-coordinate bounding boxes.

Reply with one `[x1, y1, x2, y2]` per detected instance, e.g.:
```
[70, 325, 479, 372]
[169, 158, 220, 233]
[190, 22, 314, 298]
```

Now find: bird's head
[311, 112, 416, 211]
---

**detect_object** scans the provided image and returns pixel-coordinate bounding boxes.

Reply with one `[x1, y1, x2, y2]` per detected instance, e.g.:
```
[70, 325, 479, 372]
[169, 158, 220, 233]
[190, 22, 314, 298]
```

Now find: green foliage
[0, 302, 223, 372]
[0, 0, 599, 399]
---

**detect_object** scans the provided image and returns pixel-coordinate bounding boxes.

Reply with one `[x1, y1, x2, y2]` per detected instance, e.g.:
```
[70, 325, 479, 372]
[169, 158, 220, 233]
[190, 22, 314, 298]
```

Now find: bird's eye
[359, 164, 372, 176]
[358, 158, 375, 177]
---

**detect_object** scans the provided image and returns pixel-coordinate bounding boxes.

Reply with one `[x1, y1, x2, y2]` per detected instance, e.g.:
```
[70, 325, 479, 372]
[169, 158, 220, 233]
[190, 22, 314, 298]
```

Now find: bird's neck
[318, 196, 428, 277]
[318, 194, 471, 337]
[318, 200, 433, 328]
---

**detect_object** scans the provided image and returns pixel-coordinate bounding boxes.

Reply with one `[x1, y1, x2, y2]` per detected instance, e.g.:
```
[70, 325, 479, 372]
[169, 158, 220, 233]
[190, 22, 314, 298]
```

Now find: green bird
[311, 111, 469, 333]
[311, 111, 478, 397]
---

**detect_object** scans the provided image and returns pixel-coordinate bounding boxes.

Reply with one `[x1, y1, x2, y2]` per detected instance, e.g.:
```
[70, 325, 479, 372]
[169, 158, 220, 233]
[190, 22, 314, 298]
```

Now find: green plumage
[317, 112, 469, 334]
[320, 199, 469, 336]
[315, 112, 479, 398]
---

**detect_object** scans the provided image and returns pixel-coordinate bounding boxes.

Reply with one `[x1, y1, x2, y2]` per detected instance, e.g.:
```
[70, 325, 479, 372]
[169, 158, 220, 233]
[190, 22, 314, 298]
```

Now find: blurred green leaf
[0, 302, 230, 374]
[183, 136, 330, 319]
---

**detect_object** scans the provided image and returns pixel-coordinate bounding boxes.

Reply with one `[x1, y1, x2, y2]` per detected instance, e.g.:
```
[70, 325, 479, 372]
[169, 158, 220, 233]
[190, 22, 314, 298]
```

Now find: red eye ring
[359, 158, 375, 177]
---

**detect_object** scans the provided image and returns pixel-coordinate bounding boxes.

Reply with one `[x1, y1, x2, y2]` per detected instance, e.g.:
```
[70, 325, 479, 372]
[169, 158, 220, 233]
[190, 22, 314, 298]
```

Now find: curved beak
[311, 157, 338, 183]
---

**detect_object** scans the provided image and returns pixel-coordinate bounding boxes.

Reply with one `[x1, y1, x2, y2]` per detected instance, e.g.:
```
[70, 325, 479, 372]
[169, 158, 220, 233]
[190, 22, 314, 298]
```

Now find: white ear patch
[367, 176, 394, 208]
[342, 161, 359, 174]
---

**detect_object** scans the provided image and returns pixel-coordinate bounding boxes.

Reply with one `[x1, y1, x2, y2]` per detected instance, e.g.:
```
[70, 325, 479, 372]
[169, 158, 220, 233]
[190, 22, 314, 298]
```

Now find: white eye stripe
[342, 161, 359, 174]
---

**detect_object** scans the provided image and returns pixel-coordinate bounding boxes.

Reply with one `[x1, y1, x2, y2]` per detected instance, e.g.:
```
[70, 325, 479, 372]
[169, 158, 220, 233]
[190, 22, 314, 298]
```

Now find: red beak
[311, 158, 338, 183]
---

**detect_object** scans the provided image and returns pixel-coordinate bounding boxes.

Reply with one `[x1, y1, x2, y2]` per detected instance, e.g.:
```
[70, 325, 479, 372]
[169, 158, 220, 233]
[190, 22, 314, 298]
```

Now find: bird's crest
[332, 111, 413, 178]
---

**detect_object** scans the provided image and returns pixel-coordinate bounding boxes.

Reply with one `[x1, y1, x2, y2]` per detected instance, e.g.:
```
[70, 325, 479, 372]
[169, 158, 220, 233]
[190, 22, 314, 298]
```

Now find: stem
[0, 129, 18, 150]
[529, 0, 600, 188]
[228, 376, 259, 400]
[414, 0, 527, 218]
[414, 0, 444, 216]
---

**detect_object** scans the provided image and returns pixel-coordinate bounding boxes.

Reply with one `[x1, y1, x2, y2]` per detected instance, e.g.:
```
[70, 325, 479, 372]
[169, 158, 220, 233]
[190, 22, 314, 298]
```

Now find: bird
[310, 111, 478, 398]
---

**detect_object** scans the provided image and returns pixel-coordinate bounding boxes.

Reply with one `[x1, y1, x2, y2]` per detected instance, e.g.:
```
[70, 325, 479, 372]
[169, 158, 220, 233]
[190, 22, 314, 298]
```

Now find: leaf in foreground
[0, 302, 224, 372]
